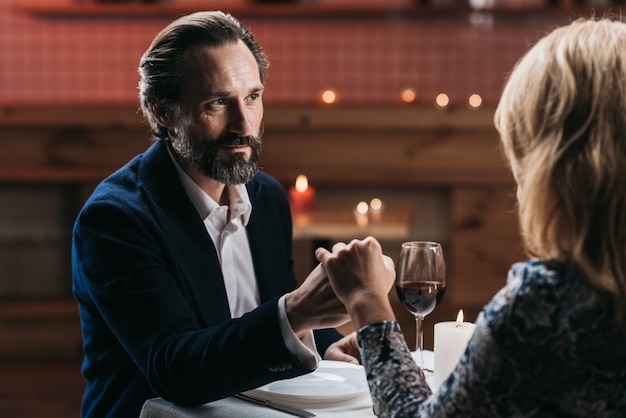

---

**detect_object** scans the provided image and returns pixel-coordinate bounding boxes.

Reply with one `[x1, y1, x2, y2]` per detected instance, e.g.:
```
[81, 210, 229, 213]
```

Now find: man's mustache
[216, 134, 261, 148]
[215, 123, 264, 148]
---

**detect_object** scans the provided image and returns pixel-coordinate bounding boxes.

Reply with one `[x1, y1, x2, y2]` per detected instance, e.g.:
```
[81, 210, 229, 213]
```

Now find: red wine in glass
[396, 281, 447, 317]
[395, 241, 446, 368]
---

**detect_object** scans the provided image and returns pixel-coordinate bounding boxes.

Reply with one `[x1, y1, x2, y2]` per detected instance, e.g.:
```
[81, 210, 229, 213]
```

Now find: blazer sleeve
[72, 195, 312, 407]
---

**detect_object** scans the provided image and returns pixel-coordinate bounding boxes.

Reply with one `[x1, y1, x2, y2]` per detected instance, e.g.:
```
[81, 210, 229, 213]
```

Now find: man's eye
[249, 93, 259, 101]
[210, 98, 225, 106]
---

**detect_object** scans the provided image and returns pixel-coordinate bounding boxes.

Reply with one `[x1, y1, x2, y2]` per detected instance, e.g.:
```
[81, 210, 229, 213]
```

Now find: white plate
[247, 360, 369, 406]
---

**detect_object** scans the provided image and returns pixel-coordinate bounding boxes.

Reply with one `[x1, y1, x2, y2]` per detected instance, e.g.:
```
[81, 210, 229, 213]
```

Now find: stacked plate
[246, 360, 372, 410]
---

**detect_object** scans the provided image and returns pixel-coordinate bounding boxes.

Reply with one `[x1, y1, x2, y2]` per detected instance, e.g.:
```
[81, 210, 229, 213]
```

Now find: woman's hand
[315, 237, 396, 329]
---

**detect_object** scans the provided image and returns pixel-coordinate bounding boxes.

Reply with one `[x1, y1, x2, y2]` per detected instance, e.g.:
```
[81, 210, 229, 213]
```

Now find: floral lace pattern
[357, 260, 626, 417]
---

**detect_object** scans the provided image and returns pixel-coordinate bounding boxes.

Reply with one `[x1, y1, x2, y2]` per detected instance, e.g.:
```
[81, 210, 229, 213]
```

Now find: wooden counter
[292, 203, 414, 241]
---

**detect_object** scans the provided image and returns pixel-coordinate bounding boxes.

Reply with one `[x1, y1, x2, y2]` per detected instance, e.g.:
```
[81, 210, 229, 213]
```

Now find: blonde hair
[494, 18, 626, 330]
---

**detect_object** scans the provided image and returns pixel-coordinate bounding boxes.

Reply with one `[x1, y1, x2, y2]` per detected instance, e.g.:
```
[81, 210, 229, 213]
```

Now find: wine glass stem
[415, 315, 424, 366]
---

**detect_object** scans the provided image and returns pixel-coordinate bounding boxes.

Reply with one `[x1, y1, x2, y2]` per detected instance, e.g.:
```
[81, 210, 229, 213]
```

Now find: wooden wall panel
[261, 130, 508, 187]
[448, 187, 526, 307]
[0, 104, 510, 186]
[0, 301, 82, 359]
[0, 127, 151, 182]
[0, 185, 77, 299]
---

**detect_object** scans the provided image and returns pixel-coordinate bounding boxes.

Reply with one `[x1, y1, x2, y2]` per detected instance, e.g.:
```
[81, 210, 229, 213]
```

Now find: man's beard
[170, 117, 263, 185]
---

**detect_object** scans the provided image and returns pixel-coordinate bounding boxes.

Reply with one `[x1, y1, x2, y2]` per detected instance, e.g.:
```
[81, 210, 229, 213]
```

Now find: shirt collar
[166, 146, 252, 225]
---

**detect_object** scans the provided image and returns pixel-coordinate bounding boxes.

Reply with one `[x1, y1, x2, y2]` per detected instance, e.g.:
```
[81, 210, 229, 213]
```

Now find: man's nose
[228, 103, 255, 137]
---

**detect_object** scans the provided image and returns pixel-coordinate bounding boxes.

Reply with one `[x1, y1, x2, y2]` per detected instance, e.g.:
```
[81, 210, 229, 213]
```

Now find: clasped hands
[285, 236, 396, 364]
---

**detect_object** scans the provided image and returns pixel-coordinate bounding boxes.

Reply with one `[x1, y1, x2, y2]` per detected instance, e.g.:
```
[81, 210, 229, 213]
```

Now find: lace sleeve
[357, 321, 432, 417]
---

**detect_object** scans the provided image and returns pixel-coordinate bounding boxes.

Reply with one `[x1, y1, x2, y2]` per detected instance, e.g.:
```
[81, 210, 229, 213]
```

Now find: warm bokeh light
[468, 93, 482, 108]
[321, 89, 337, 104]
[435, 93, 450, 108]
[356, 201, 369, 215]
[401, 88, 417, 104]
[469, 0, 492, 9]
[295, 174, 309, 192]
[370, 197, 383, 211]
[355, 201, 369, 227]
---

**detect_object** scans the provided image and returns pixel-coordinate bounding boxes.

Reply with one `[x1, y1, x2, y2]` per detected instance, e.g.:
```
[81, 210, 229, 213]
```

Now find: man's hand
[324, 332, 361, 364]
[284, 263, 350, 338]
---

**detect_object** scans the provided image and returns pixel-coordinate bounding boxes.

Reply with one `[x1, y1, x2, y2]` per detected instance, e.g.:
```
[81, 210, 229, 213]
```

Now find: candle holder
[289, 175, 315, 212]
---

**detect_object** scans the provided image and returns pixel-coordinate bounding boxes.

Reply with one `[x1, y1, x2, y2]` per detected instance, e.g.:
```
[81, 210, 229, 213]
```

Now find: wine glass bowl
[395, 241, 446, 367]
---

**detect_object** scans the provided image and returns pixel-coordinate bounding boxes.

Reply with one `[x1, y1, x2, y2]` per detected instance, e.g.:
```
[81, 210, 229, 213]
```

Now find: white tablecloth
[140, 394, 374, 418]
[139, 351, 434, 418]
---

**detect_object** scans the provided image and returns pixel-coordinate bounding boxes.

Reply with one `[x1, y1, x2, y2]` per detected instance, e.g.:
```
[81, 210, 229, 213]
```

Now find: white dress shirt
[167, 149, 319, 369]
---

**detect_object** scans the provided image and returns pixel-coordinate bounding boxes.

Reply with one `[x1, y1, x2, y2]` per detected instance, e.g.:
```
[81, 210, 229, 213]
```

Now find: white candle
[433, 309, 476, 389]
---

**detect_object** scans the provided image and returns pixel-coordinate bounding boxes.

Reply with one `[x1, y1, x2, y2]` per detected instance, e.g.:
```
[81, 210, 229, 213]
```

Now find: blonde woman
[317, 18, 626, 417]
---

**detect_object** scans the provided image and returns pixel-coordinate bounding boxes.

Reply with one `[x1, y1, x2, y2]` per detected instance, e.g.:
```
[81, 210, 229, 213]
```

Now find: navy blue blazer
[72, 140, 340, 417]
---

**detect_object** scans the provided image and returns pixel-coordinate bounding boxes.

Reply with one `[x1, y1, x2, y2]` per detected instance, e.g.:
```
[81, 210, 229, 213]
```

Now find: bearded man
[71, 11, 359, 418]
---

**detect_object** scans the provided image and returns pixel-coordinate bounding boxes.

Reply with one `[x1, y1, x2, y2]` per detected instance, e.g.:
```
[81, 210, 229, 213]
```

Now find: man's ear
[150, 101, 172, 128]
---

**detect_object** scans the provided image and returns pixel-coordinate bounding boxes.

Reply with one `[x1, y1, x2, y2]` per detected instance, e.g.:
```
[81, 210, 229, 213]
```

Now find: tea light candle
[354, 201, 369, 227]
[433, 309, 476, 389]
[289, 175, 315, 212]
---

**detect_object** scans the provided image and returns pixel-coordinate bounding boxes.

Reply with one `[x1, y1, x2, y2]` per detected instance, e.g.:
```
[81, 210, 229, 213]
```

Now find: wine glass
[395, 241, 446, 368]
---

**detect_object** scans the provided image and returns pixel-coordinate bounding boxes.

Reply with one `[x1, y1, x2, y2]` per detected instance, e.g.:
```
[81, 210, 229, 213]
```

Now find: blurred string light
[320, 89, 337, 105]
[435, 93, 450, 109]
[313, 90, 486, 108]
[468, 93, 482, 109]
[401, 88, 417, 104]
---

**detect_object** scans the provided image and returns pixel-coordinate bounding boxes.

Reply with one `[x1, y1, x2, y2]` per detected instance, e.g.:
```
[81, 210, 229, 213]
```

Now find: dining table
[139, 351, 435, 418]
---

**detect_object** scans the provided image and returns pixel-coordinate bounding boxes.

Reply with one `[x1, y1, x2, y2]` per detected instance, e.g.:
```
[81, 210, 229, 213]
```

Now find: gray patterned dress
[357, 260, 626, 417]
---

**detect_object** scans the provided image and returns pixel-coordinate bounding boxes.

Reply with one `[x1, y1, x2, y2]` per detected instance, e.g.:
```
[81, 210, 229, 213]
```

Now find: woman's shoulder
[480, 259, 608, 346]
[508, 260, 567, 302]
[480, 260, 559, 320]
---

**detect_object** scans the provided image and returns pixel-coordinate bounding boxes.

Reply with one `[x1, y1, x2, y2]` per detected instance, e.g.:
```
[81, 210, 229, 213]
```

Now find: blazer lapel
[246, 179, 296, 302]
[137, 141, 231, 326]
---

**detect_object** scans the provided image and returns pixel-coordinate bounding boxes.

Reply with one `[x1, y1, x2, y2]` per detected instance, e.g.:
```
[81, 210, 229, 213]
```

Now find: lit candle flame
[456, 309, 464, 327]
[295, 175, 309, 193]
